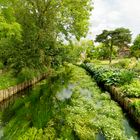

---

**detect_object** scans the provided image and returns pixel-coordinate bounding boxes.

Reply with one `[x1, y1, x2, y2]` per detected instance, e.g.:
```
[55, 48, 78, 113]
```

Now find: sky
[88, 0, 140, 40]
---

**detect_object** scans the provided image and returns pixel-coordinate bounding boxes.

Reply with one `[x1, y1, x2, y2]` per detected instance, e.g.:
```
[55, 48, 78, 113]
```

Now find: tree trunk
[109, 44, 113, 64]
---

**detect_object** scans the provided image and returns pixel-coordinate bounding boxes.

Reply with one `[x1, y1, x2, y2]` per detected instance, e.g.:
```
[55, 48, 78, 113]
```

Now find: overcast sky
[88, 0, 140, 40]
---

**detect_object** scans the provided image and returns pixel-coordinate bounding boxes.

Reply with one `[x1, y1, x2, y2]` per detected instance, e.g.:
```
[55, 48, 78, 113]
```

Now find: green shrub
[0, 61, 4, 69]
[0, 70, 18, 90]
[134, 61, 140, 71]
[131, 100, 140, 117]
[84, 64, 135, 86]
[83, 58, 91, 63]
[17, 68, 39, 82]
[114, 59, 130, 68]
[119, 70, 135, 85]
[121, 80, 140, 98]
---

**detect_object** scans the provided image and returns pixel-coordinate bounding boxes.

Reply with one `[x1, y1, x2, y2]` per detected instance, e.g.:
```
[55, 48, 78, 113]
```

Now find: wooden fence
[104, 85, 140, 125]
[0, 73, 48, 102]
[82, 64, 140, 126]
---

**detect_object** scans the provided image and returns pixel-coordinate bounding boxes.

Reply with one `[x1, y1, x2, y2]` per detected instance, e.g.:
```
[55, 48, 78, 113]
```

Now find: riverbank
[0, 64, 139, 140]
[82, 63, 140, 128]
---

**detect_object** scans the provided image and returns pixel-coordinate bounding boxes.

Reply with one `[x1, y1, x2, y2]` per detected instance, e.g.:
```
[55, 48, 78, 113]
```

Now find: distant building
[118, 46, 130, 57]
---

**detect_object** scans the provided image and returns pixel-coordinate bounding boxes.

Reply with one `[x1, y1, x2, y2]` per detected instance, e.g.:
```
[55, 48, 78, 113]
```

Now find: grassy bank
[83, 60, 140, 120]
[0, 67, 48, 90]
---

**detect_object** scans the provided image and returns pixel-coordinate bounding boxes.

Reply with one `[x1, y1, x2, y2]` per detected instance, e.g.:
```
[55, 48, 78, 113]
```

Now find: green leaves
[121, 80, 140, 98]
[2, 64, 136, 140]
[95, 28, 132, 63]
[84, 63, 135, 86]
[131, 34, 140, 58]
[0, 0, 93, 71]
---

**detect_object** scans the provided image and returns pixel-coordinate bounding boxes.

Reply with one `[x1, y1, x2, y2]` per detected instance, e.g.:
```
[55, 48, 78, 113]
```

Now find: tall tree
[8, 0, 93, 70]
[95, 28, 131, 63]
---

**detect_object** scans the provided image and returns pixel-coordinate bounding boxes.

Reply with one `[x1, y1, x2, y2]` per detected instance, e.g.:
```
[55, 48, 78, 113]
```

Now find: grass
[91, 58, 138, 70]
[0, 70, 18, 90]
[0, 67, 48, 90]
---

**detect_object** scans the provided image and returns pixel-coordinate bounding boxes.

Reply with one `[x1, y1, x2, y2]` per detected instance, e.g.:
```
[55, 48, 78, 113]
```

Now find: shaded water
[96, 132, 106, 140]
[0, 70, 140, 139]
[123, 114, 140, 140]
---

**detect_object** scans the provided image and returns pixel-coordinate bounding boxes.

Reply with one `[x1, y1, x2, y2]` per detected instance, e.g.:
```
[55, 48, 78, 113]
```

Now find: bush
[130, 100, 140, 117]
[121, 80, 140, 98]
[84, 64, 135, 86]
[133, 61, 140, 71]
[83, 58, 91, 63]
[0, 61, 4, 69]
[115, 59, 130, 68]
[119, 70, 135, 85]
[17, 68, 39, 82]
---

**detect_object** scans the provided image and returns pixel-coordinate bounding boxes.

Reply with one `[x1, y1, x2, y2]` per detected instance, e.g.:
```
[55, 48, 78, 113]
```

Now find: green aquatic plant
[1, 64, 138, 140]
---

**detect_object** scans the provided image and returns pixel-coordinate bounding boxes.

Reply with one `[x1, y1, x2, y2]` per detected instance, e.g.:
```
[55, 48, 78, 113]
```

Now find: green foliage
[17, 68, 40, 83]
[0, 8, 22, 67]
[79, 39, 94, 59]
[113, 59, 131, 69]
[0, 67, 47, 90]
[119, 70, 135, 85]
[0, 61, 4, 69]
[131, 100, 140, 117]
[2, 65, 136, 140]
[7, 0, 92, 70]
[95, 28, 131, 63]
[133, 61, 140, 71]
[93, 44, 110, 59]
[60, 44, 84, 65]
[92, 43, 117, 60]
[0, 70, 18, 90]
[83, 63, 135, 86]
[121, 80, 140, 98]
[0, 0, 93, 71]
[131, 34, 140, 59]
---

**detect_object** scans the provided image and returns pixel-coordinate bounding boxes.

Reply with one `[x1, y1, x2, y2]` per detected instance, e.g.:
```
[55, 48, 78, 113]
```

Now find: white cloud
[88, 0, 140, 40]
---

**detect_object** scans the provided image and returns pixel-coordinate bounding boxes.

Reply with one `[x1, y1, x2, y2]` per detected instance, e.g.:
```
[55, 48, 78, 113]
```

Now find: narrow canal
[0, 65, 140, 140]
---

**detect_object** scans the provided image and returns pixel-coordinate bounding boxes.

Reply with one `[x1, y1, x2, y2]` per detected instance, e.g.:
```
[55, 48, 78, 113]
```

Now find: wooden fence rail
[0, 73, 48, 102]
[104, 85, 140, 125]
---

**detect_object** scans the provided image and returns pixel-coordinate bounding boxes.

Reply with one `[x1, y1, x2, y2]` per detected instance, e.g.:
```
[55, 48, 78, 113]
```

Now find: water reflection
[123, 115, 140, 140]
[0, 88, 31, 112]
[56, 84, 74, 101]
[96, 132, 106, 140]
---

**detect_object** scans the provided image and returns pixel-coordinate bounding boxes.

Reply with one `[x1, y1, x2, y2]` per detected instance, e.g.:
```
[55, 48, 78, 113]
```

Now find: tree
[0, 0, 93, 71]
[131, 34, 140, 59]
[95, 28, 131, 63]
[9, 0, 93, 70]
[93, 43, 118, 60]
[0, 3, 22, 67]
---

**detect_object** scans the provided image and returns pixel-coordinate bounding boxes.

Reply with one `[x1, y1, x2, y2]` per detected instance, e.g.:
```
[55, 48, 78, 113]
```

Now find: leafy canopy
[0, 0, 93, 71]
[95, 27, 131, 63]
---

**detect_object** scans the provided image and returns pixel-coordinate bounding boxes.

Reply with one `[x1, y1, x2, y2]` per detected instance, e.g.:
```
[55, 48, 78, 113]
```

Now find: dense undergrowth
[83, 63, 140, 98]
[1, 64, 138, 140]
[82, 62, 140, 118]
[0, 67, 48, 90]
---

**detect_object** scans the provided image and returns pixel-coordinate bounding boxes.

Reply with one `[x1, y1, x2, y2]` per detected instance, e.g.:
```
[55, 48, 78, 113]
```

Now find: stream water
[0, 70, 140, 140]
